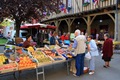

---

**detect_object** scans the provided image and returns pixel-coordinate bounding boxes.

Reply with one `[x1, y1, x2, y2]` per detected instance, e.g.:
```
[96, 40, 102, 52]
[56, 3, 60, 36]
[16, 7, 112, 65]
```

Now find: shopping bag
[85, 52, 91, 60]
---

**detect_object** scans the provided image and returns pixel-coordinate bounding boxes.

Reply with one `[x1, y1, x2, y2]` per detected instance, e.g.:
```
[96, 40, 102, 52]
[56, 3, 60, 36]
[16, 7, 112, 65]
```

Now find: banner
[84, 0, 90, 3]
[93, 0, 99, 6]
[68, 0, 72, 8]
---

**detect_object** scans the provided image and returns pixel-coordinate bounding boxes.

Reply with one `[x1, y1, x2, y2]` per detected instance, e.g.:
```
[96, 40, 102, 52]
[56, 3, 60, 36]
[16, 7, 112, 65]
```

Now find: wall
[115, 11, 120, 41]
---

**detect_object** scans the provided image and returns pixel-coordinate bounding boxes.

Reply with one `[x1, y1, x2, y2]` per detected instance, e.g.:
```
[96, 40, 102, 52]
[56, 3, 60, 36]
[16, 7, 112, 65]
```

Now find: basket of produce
[0, 54, 18, 74]
[43, 50, 66, 63]
[57, 49, 73, 59]
[33, 51, 52, 67]
[18, 54, 36, 70]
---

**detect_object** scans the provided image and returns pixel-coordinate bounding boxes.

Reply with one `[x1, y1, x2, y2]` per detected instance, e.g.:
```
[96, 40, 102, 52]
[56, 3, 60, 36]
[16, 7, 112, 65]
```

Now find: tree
[0, 0, 61, 37]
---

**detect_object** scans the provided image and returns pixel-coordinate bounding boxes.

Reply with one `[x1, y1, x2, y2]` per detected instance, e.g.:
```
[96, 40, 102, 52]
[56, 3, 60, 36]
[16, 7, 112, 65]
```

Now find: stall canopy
[20, 23, 56, 29]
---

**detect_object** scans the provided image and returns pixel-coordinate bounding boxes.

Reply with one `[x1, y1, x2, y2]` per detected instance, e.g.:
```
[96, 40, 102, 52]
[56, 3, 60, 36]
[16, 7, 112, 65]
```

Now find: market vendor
[23, 34, 34, 48]
[50, 31, 59, 45]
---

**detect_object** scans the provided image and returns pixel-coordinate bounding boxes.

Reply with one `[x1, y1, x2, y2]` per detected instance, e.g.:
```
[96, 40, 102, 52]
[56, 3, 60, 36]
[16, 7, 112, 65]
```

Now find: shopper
[72, 29, 86, 76]
[60, 32, 66, 41]
[102, 33, 113, 68]
[87, 35, 99, 75]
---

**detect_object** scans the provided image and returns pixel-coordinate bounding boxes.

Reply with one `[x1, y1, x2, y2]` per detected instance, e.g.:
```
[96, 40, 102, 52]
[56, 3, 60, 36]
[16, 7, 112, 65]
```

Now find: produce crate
[42, 50, 66, 63]
[32, 51, 53, 67]
[37, 61, 52, 67]
[36, 48, 48, 51]
[57, 49, 74, 59]
[51, 56, 66, 64]
[0, 62, 18, 74]
[36, 55, 53, 67]
[18, 65, 36, 71]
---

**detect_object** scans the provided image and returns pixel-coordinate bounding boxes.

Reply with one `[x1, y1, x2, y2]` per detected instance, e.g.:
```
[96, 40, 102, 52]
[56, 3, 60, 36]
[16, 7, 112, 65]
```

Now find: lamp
[99, 19, 102, 23]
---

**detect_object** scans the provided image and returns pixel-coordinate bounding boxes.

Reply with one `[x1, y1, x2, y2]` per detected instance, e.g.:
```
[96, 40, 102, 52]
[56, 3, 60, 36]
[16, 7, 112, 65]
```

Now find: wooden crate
[18, 65, 36, 71]
[37, 61, 52, 67]
[15, 37, 23, 44]
[0, 62, 18, 74]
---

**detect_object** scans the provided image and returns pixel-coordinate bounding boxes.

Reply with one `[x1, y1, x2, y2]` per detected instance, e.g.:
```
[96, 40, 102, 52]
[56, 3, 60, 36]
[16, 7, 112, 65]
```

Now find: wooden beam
[70, 19, 75, 26]
[82, 17, 87, 24]
[107, 13, 115, 23]
[83, 10, 115, 17]
[90, 15, 96, 25]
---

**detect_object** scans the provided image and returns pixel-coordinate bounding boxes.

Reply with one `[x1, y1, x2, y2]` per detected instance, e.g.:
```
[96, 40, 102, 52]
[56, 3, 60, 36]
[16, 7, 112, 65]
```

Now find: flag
[93, 0, 99, 6]
[84, 0, 90, 3]
[59, 3, 65, 11]
[67, 0, 72, 12]
[68, 0, 72, 8]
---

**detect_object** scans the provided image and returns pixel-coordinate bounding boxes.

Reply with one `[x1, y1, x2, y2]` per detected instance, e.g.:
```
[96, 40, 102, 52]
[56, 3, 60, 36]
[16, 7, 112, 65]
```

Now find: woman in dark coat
[102, 33, 113, 68]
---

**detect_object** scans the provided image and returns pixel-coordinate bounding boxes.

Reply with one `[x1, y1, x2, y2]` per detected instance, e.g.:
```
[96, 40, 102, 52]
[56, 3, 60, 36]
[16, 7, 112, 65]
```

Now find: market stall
[0, 42, 91, 80]
[20, 23, 56, 47]
[0, 44, 74, 80]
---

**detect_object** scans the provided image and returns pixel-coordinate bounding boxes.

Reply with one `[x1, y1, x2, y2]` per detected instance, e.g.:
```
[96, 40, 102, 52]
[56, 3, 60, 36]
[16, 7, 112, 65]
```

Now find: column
[87, 16, 91, 35]
[115, 11, 120, 41]
[55, 21, 59, 32]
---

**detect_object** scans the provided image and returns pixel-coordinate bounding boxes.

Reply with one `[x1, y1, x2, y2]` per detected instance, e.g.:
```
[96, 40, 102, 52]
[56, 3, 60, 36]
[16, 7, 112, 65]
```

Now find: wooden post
[65, 19, 71, 32]
[65, 18, 75, 33]
[87, 16, 91, 35]
[55, 20, 61, 33]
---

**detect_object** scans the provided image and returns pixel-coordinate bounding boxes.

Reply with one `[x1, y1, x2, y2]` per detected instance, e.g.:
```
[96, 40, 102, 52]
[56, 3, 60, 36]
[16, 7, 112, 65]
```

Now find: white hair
[75, 29, 81, 35]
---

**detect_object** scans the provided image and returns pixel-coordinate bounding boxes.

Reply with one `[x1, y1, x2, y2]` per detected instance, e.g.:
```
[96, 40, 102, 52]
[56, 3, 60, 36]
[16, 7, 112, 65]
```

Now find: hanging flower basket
[83, 2, 90, 7]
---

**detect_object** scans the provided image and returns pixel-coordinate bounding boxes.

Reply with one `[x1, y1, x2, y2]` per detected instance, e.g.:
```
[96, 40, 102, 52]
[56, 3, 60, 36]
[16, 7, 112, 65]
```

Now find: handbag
[85, 52, 91, 60]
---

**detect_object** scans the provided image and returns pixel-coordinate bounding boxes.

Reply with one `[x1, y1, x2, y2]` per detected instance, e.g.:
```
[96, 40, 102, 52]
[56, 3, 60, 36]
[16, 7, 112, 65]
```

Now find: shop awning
[20, 23, 56, 29]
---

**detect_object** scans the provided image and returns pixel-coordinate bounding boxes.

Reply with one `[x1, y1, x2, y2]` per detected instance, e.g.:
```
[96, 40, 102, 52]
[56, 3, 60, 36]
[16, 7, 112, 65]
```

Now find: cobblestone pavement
[0, 46, 120, 80]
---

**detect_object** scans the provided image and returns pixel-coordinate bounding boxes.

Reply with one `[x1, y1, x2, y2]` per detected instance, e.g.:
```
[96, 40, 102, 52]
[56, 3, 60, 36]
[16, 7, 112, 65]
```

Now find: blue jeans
[75, 53, 85, 76]
[89, 56, 95, 71]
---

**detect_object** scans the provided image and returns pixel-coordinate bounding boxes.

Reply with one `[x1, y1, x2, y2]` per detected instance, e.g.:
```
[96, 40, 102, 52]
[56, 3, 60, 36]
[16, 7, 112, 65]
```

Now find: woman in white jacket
[87, 35, 99, 75]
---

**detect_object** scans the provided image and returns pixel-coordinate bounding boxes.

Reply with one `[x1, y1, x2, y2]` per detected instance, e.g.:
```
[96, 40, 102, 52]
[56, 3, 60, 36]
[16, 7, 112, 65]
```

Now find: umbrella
[20, 23, 56, 29]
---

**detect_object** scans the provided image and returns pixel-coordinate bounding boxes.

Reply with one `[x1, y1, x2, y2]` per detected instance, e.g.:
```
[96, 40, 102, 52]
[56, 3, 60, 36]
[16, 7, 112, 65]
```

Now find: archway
[59, 20, 68, 35]
[91, 13, 115, 39]
[51, 22, 55, 26]
[71, 18, 87, 34]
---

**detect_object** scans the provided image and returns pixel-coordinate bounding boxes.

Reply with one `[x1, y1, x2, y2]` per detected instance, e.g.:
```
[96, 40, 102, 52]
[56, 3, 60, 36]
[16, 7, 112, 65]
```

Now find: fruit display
[0, 54, 17, 74]
[16, 47, 23, 54]
[49, 45, 55, 50]
[57, 49, 73, 59]
[36, 48, 48, 51]
[33, 51, 52, 66]
[43, 50, 65, 62]
[62, 53, 73, 59]
[49, 45, 61, 50]
[43, 50, 56, 57]
[27, 46, 35, 54]
[57, 49, 66, 54]
[0, 62, 17, 74]
[18, 56, 36, 70]
[0, 54, 8, 65]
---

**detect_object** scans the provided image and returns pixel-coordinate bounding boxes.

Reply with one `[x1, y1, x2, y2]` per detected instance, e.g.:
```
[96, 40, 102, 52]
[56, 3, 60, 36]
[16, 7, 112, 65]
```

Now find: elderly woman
[87, 35, 99, 75]
[102, 33, 113, 68]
